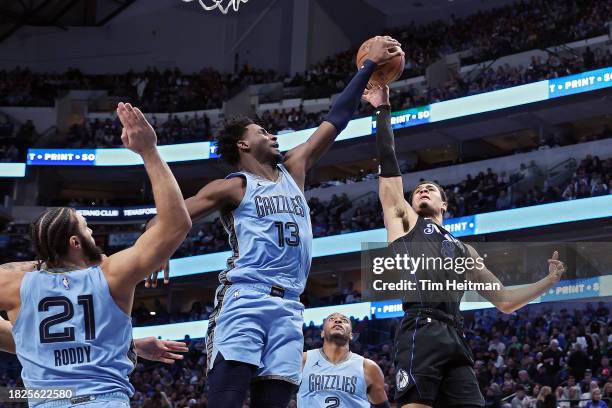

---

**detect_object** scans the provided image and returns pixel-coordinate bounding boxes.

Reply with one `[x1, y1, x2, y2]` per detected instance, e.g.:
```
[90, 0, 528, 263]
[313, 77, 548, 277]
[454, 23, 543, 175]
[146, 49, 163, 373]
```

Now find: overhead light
[150, 311, 156, 316]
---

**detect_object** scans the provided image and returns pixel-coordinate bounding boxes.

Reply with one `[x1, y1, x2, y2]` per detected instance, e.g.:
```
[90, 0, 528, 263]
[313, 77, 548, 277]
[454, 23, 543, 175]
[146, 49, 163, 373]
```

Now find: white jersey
[298, 348, 369, 408]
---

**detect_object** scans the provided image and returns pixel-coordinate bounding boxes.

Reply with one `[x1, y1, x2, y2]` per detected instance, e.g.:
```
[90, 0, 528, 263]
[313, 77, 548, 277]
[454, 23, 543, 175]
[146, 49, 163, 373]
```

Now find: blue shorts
[206, 283, 304, 385]
[32, 392, 130, 408]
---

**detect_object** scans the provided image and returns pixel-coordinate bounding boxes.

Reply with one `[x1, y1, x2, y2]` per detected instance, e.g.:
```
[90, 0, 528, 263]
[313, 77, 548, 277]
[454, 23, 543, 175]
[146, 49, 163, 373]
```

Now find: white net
[182, 0, 249, 14]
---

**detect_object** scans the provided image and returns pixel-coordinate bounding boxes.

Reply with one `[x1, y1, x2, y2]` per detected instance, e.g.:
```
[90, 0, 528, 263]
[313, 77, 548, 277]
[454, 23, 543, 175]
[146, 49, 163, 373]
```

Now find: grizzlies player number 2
[39, 294, 96, 343]
[325, 396, 340, 407]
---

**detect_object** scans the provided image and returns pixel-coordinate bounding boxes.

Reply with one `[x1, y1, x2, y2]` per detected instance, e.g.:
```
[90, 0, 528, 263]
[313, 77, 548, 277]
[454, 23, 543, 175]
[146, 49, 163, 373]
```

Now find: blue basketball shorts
[32, 392, 130, 408]
[206, 282, 304, 385]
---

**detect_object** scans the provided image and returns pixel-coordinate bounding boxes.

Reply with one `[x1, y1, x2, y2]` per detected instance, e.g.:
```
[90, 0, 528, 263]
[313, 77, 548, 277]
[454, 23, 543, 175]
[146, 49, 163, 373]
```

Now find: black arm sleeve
[324, 59, 377, 133]
[375, 105, 401, 178]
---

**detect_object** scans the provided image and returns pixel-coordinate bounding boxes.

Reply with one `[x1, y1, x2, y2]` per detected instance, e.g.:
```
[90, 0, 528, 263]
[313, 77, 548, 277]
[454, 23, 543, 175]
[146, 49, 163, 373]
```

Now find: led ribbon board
[167, 195, 612, 277]
[21, 67, 612, 168]
[133, 274, 612, 340]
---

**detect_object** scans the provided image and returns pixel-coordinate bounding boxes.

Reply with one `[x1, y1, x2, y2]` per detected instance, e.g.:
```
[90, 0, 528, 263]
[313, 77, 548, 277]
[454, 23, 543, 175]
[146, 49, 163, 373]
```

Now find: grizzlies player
[362, 86, 566, 408]
[0, 315, 188, 364]
[143, 37, 403, 408]
[0, 102, 191, 407]
[298, 313, 389, 408]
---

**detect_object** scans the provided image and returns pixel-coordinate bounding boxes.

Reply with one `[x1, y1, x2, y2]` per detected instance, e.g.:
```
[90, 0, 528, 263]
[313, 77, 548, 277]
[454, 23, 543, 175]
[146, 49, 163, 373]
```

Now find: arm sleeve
[324, 59, 377, 133]
[375, 105, 401, 177]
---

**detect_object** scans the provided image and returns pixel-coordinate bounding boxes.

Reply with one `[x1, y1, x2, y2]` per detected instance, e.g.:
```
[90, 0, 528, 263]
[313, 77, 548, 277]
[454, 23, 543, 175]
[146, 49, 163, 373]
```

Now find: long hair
[29, 207, 80, 269]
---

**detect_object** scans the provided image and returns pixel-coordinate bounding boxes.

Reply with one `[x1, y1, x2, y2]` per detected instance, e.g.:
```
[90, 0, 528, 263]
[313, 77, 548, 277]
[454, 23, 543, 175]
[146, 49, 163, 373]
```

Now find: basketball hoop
[182, 0, 249, 14]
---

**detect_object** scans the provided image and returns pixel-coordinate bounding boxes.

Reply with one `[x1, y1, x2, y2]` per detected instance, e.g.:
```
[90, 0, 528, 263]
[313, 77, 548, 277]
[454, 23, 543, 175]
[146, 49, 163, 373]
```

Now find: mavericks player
[298, 313, 389, 408]
[0, 102, 191, 407]
[363, 86, 566, 408]
[144, 37, 403, 408]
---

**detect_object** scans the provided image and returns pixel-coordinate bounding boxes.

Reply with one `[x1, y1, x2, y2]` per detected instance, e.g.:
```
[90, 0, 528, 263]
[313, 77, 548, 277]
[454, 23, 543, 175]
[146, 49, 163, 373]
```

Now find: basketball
[356, 37, 405, 86]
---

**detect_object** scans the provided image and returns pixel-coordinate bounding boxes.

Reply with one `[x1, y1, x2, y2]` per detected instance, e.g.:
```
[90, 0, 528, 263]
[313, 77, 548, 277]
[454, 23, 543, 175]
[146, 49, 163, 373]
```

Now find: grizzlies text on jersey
[219, 163, 312, 294]
[206, 164, 312, 385]
[298, 349, 369, 408]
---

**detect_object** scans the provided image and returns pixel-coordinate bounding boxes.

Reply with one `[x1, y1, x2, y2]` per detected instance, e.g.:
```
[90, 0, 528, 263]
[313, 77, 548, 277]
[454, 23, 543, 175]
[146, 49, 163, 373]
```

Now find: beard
[416, 201, 437, 217]
[78, 232, 104, 263]
[324, 331, 350, 345]
[272, 151, 284, 165]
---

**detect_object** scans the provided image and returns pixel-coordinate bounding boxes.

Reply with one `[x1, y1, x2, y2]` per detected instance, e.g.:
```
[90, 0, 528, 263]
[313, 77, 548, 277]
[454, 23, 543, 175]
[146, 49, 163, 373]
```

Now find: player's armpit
[379, 177, 414, 242]
[0, 316, 16, 354]
[102, 220, 190, 313]
[364, 358, 388, 404]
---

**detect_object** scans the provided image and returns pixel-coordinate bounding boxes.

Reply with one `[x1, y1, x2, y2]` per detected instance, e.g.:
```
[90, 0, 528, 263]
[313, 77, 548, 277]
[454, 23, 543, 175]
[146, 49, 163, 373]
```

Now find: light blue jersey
[298, 348, 370, 408]
[12, 266, 135, 406]
[220, 164, 312, 294]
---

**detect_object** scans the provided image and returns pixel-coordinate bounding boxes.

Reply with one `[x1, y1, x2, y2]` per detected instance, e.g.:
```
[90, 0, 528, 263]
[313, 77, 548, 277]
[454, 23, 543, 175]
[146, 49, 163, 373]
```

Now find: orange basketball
[355, 37, 405, 86]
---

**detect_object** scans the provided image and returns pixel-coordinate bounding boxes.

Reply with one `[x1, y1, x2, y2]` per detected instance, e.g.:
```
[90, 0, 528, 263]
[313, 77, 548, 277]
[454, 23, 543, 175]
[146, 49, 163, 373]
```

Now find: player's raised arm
[362, 85, 416, 243]
[0, 316, 15, 354]
[283, 36, 403, 190]
[466, 246, 566, 314]
[101, 103, 191, 312]
[364, 358, 390, 407]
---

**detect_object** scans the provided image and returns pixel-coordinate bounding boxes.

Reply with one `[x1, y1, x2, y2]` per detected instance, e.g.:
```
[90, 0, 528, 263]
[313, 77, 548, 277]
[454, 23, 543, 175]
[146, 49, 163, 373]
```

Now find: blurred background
[0, 0, 611, 406]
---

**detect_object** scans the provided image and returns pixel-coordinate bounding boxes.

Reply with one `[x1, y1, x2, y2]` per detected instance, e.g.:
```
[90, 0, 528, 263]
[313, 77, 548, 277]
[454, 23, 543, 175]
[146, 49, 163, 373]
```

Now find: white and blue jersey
[219, 163, 312, 294]
[206, 164, 312, 384]
[12, 267, 135, 406]
[298, 349, 370, 408]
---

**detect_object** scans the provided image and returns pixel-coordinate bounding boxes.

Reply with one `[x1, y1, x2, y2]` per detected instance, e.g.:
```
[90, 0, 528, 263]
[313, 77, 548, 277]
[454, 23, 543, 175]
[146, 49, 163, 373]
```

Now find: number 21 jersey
[12, 267, 135, 399]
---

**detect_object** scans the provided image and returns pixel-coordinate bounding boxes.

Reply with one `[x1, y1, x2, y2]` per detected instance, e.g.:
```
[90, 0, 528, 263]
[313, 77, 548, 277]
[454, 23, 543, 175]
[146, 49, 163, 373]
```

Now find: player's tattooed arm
[0, 316, 15, 354]
[364, 358, 389, 406]
[466, 245, 566, 314]
[0, 262, 36, 312]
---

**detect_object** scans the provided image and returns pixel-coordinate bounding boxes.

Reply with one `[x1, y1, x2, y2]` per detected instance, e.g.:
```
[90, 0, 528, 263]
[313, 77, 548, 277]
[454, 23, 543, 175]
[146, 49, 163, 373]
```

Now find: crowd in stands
[0, 66, 281, 112]
[1, 0, 610, 151]
[165, 149, 612, 261]
[2, 302, 610, 407]
[0, 115, 37, 162]
[57, 45, 612, 148]
[67, 113, 212, 148]
[1, 145, 610, 275]
[121, 302, 612, 407]
[386, 49, 612, 113]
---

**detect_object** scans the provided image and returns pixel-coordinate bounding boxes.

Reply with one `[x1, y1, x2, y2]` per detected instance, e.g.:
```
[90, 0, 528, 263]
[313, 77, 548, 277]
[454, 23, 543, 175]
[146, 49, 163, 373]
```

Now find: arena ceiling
[0, 0, 135, 43]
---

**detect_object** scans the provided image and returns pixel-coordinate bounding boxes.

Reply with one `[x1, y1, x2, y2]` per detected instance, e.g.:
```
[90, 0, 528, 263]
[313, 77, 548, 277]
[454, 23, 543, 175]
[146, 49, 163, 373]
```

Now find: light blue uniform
[298, 349, 370, 408]
[12, 266, 135, 407]
[207, 164, 312, 384]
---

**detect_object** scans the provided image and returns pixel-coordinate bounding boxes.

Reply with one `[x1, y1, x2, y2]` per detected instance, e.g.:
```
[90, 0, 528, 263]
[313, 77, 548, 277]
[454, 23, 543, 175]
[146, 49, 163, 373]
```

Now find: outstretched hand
[116, 102, 157, 156]
[362, 84, 390, 108]
[144, 259, 170, 288]
[367, 36, 404, 65]
[134, 337, 188, 364]
[547, 251, 566, 284]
